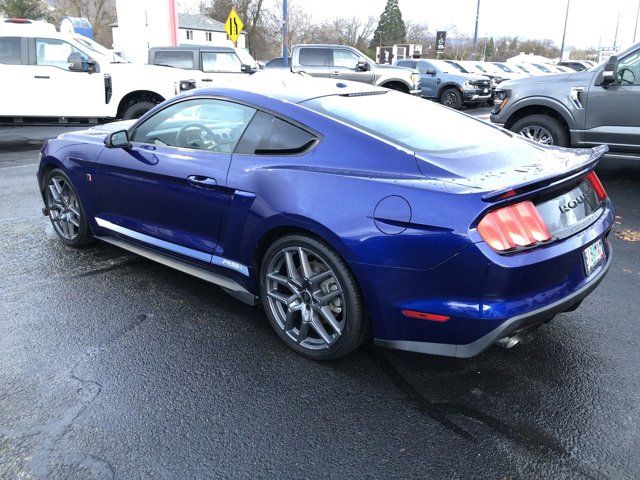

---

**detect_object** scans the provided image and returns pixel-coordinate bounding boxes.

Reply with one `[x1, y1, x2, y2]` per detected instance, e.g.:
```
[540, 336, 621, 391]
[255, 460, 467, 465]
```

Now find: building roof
[178, 14, 227, 33]
[112, 14, 243, 34]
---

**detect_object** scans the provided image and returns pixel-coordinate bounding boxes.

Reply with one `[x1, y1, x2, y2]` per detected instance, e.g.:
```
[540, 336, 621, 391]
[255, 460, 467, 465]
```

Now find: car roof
[0, 19, 57, 36]
[184, 71, 385, 104]
[150, 45, 236, 53]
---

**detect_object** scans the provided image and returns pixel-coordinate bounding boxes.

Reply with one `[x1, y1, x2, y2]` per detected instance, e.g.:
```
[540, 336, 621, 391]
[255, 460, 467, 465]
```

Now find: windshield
[493, 63, 514, 73]
[430, 60, 455, 73]
[302, 91, 510, 154]
[73, 35, 125, 62]
[444, 61, 466, 73]
[514, 64, 530, 73]
[235, 48, 256, 67]
[532, 63, 551, 73]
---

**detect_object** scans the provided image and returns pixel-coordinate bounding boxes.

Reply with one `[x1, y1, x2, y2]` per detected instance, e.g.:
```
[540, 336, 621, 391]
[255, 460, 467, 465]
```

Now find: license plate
[583, 239, 605, 276]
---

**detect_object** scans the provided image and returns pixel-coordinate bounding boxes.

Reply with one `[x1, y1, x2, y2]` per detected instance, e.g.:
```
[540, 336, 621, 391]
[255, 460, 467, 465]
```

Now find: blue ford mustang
[37, 74, 613, 360]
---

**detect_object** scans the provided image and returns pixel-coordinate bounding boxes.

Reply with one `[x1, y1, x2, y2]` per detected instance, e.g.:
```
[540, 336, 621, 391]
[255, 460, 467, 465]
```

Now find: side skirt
[96, 235, 259, 306]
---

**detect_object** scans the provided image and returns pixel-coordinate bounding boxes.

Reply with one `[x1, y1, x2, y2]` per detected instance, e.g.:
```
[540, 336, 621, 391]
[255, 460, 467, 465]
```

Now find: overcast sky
[181, 0, 640, 50]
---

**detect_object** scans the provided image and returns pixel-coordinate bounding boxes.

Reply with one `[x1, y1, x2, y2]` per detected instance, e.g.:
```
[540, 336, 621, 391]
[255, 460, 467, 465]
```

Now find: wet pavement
[0, 148, 638, 479]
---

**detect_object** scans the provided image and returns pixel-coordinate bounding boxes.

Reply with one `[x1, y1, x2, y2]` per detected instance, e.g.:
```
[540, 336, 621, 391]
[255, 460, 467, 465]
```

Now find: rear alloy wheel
[260, 235, 368, 360]
[511, 114, 569, 147]
[440, 88, 463, 109]
[44, 169, 94, 247]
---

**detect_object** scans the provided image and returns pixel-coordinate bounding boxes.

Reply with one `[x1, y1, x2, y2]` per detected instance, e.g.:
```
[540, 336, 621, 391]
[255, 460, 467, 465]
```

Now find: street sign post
[225, 7, 244, 46]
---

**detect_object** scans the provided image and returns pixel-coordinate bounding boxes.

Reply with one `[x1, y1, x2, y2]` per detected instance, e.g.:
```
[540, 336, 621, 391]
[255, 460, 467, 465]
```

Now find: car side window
[0, 37, 22, 65]
[617, 51, 640, 86]
[416, 61, 429, 73]
[36, 38, 89, 70]
[235, 111, 317, 155]
[153, 50, 194, 69]
[333, 49, 359, 69]
[399, 60, 416, 69]
[201, 52, 242, 72]
[132, 99, 257, 154]
[299, 48, 329, 66]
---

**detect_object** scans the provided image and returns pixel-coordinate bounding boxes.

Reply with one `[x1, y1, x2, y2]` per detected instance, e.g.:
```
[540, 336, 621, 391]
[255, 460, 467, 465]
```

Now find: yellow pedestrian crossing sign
[225, 7, 243, 46]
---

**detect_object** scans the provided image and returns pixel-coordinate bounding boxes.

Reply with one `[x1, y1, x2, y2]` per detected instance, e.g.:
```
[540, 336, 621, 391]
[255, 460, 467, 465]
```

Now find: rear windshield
[302, 91, 510, 153]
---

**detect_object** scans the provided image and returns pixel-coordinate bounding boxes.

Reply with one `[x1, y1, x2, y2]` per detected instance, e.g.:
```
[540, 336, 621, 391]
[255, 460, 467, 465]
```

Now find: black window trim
[127, 94, 322, 157]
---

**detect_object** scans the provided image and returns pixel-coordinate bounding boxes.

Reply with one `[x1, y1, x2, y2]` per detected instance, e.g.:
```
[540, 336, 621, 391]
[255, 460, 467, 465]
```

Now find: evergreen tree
[370, 0, 406, 48]
[0, 0, 48, 20]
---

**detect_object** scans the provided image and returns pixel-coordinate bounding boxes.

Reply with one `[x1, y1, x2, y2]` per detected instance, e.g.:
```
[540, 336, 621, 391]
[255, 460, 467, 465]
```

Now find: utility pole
[472, 0, 480, 60]
[560, 0, 570, 60]
[614, 9, 620, 49]
[282, 0, 289, 67]
[634, 0, 640, 43]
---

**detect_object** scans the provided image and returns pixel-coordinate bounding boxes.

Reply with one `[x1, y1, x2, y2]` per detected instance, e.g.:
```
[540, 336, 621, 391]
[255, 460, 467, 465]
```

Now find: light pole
[560, 0, 570, 60]
[282, 0, 289, 67]
[614, 9, 620, 49]
[472, 0, 480, 60]
[634, 0, 640, 43]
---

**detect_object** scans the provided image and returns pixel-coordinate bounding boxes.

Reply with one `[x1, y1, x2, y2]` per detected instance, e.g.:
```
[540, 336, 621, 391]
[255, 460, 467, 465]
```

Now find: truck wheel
[122, 101, 157, 120]
[440, 88, 462, 109]
[511, 115, 569, 147]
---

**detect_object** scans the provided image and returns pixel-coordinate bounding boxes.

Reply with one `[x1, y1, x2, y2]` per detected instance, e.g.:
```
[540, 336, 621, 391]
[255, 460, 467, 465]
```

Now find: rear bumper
[374, 250, 611, 357]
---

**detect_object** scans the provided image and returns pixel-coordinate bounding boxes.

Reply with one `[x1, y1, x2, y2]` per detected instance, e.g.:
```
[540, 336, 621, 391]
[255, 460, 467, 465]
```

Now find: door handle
[187, 175, 217, 189]
[330, 70, 340, 76]
[34, 75, 50, 79]
[202, 78, 213, 82]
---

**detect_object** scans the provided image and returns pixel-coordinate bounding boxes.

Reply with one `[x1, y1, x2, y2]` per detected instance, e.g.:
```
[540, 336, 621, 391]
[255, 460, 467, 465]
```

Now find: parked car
[492, 62, 532, 77]
[148, 46, 258, 75]
[558, 60, 594, 72]
[37, 75, 612, 360]
[446, 60, 505, 88]
[491, 41, 640, 155]
[395, 58, 491, 109]
[288, 44, 421, 94]
[264, 57, 291, 69]
[0, 19, 197, 120]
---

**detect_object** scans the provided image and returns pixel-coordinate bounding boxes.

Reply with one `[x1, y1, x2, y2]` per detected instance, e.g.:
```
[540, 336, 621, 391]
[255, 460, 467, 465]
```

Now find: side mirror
[67, 52, 86, 72]
[240, 63, 255, 73]
[105, 130, 130, 149]
[600, 55, 619, 85]
[425, 68, 436, 75]
[356, 60, 370, 72]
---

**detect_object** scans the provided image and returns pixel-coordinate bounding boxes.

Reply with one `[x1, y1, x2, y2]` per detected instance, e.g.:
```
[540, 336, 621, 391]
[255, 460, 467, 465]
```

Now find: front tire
[43, 168, 94, 248]
[260, 234, 368, 360]
[511, 114, 569, 147]
[440, 88, 463, 109]
[122, 100, 157, 120]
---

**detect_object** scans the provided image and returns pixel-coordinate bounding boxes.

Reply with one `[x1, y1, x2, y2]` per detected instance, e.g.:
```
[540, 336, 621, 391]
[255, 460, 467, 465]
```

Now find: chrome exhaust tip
[496, 334, 522, 349]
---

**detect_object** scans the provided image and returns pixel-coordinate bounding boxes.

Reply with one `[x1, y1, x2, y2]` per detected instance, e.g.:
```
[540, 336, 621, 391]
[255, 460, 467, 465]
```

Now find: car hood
[105, 63, 200, 81]
[57, 120, 137, 143]
[450, 72, 489, 82]
[415, 133, 607, 193]
[498, 70, 592, 88]
[377, 63, 419, 74]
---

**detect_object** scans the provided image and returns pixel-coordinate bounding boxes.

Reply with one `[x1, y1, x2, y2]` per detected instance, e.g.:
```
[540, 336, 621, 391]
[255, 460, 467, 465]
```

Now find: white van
[0, 19, 198, 120]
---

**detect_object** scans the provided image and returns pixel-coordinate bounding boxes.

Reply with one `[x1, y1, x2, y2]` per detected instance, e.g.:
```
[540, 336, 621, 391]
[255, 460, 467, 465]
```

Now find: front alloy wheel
[260, 235, 368, 360]
[518, 125, 554, 145]
[44, 169, 94, 247]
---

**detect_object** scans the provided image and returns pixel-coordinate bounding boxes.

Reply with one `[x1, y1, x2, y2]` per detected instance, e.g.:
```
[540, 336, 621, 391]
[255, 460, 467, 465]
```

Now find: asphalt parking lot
[1, 118, 638, 479]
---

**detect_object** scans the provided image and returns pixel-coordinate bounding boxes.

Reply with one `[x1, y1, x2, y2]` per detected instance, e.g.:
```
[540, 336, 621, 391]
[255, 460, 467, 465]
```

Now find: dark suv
[491, 42, 640, 157]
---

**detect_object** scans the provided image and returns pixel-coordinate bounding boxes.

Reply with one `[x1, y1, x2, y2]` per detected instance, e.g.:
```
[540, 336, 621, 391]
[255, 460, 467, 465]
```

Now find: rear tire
[260, 234, 368, 361]
[440, 88, 463, 109]
[122, 100, 157, 120]
[511, 114, 569, 147]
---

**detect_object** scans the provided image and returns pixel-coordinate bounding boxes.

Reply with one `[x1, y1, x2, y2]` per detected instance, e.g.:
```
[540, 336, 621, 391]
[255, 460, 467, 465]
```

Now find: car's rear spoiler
[481, 145, 608, 203]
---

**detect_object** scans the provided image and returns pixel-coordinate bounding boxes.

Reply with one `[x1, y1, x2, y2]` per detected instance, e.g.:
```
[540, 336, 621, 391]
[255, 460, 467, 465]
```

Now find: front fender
[498, 95, 578, 130]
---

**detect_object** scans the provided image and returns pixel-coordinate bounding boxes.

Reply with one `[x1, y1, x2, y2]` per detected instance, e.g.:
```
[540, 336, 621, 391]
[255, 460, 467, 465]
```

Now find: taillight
[587, 171, 607, 201]
[478, 201, 551, 252]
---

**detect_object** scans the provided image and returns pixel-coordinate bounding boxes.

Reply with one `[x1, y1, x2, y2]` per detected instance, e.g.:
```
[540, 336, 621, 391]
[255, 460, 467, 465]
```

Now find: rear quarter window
[0, 37, 22, 64]
[236, 112, 317, 155]
[299, 48, 329, 66]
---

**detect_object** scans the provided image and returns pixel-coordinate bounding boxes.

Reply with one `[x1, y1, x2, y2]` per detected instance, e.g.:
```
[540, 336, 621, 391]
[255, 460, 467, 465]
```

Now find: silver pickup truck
[287, 44, 421, 95]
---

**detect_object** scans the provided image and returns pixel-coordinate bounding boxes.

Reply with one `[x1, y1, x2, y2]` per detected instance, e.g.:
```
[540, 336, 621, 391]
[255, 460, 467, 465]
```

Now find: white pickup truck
[0, 19, 198, 120]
